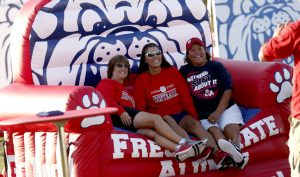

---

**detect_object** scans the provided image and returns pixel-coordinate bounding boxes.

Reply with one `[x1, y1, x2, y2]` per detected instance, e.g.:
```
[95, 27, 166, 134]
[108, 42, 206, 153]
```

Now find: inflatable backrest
[215, 58, 293, 109]
[10, 0, 212, 87]
[9, 0, 293, 110]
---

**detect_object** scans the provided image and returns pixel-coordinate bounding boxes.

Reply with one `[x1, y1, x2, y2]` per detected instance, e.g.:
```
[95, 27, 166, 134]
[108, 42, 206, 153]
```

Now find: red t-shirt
[96, 79, 135, 115]
[133, 67, 198, 119]
[262, 21, 300, 119]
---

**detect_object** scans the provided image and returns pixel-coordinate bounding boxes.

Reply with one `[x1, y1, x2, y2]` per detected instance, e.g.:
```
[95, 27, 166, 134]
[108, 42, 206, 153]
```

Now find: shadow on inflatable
[0, 0, 293, 177]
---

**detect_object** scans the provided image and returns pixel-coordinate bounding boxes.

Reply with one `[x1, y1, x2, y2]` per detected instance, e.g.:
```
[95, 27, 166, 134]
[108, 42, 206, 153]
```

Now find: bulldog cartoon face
[216, 0, 300, 63]
[29, 0, 212, 87]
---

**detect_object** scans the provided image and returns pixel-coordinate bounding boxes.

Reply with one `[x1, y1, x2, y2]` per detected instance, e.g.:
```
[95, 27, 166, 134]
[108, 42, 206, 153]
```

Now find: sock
[179, 138, 187, 145]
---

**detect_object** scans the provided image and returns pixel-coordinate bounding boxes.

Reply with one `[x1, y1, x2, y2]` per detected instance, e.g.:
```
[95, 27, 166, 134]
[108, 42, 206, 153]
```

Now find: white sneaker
[187, 138, 208, 154]
[175, 139, 208, 162]
[218, 139, 244, 164]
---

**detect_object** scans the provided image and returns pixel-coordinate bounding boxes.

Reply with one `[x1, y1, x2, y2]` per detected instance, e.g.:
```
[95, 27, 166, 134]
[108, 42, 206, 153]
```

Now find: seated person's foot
[197, 146, 213, 164]
[234, 156, 249, 170]
[187, 138, 208, 153]
[218, 139, 248, 169]
[213, 150, 233, 170]
[175, 139, 208, 162]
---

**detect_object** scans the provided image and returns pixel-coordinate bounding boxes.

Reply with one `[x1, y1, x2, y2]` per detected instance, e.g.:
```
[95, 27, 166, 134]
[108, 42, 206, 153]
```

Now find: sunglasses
[115, 63, 130, 68]
[145, 50, 161, 57]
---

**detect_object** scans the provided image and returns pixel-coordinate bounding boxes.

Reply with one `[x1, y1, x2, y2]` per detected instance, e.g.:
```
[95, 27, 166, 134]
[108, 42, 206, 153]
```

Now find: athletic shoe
[218, 139, 244, 163]
[230, 142, 249, 170]
[218, 139, 248, 169]
[213, 149, 233, 170]
[187, 138, 208, 146]
[234, 156, 249, 170]
[197, 146, 213, 164]
[175, 139, 208, 162]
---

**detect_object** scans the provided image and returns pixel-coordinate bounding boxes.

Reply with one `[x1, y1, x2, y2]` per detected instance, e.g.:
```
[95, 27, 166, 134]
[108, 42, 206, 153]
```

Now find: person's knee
[163, 116, 177, 126]
[152, 114, 163, 122]
[138, 129, 157, 138]
[224, 124, 240, 135]
[184, 119, 199, 132]
[163, 115, 172, 122]
[223, 129, 233, 140]
[152, 114, 162, 120]
[208, 126, 217, 134]
[224, 125, 241, 141]
[208, 126, 223, 135]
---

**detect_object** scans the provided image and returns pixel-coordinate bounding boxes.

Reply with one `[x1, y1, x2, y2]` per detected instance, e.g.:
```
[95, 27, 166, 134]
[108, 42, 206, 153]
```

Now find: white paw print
[270, 68, 292, 103]
[76, 92, 107, 128]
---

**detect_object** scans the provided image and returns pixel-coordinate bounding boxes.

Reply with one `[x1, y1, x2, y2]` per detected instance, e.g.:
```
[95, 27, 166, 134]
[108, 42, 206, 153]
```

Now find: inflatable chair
[0, 0, 293, 176]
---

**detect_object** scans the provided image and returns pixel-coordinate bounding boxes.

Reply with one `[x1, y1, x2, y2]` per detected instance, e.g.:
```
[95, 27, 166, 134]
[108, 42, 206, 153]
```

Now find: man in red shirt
[258, 20, 300, 177]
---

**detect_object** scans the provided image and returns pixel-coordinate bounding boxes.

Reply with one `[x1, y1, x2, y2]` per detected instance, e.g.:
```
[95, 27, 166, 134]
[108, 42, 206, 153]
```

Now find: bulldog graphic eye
[146, 15, 158, 27]
[93, 22, 108, 35]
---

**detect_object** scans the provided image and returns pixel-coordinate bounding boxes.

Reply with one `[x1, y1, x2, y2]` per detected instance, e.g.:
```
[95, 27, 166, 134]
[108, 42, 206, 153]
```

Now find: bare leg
[137, 129, 177, 151]
[210, 125, 245, 165]
[162, 115, 189, 138]
[223, 124, 242, 146]
[208, 126, 227, 143]
[133, 112, 184, 144]
[179, 115, 219, 151]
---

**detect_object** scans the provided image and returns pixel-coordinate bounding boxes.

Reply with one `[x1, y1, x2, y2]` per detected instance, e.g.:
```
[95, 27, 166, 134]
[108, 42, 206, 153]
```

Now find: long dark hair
[137, 43, 171, 74]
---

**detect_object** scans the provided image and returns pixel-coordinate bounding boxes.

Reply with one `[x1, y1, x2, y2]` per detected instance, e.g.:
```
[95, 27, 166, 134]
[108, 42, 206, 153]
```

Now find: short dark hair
[107, 55, 130, 78]
[184, 50, 211, 64]
[137, 43, 171, 74]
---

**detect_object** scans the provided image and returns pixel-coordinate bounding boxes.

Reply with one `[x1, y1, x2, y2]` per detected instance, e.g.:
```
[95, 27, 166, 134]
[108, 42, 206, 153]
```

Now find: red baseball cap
[186, 37, 204, 50]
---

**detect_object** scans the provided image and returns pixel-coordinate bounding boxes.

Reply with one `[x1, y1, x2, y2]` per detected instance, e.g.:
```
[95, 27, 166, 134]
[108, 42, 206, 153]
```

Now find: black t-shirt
[179, 60, 235, 120]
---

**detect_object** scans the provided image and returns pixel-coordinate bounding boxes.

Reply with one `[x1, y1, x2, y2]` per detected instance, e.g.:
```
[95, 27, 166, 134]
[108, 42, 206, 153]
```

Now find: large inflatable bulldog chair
[0, 0, 293, 177]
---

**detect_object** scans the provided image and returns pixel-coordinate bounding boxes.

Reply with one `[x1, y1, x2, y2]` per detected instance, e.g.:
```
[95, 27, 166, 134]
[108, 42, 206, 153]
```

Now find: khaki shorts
[288, 117, 300, 177]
